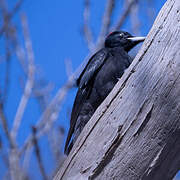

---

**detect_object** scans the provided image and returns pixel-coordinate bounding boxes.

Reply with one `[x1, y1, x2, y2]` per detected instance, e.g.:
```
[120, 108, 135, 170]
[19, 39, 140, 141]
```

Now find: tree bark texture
[54, 0, 180, 179]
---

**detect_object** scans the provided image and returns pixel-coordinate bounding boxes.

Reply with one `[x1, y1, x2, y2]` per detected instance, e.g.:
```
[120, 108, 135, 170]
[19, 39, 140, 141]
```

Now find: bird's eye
[119, 33, 123, 37]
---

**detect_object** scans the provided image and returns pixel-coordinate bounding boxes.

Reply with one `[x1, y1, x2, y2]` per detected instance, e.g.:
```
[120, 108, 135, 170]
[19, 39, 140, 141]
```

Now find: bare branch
[10, 0, 24, 16]
[64, 58, 73, 78]
[0, 0, 21, 106]
[2, 43, 11, 104]
[11, 14, 35, 141]
[113, 0, 138, 31]
[0, 0, 24, 37]
[129, 1, 140, 35]
[0, 103, 14, 148]
[9, 148, 26, 180]
[32, 126, 48, 180]
[22, 143, 32, 172]
[15, 44, 28, 74]
[96, 0, 115, 47]
[48, 126, 65, 166]
[83, 0, 95, 52]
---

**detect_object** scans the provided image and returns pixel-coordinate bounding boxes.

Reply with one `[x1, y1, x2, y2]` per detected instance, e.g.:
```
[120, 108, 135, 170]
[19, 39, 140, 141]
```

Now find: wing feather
[77, 49, 108, 89]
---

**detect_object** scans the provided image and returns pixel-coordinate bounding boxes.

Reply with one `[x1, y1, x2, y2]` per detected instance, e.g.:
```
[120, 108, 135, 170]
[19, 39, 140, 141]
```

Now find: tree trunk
[54, 0, 180, 179]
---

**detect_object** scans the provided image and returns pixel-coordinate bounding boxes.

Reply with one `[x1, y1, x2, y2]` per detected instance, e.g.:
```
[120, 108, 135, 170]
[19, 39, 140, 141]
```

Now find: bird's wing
[77, 48, 109, 89]
[64, 87, 91, 154]
[64, 49, 109, 154]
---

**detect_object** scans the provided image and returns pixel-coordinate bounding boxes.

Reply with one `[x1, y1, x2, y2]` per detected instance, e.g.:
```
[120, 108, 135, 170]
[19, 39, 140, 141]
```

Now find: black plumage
[64, 31, 145, 155]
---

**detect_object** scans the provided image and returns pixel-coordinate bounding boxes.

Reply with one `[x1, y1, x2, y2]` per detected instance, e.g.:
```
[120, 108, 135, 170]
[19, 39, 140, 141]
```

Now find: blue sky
[3, 0, 179, 179]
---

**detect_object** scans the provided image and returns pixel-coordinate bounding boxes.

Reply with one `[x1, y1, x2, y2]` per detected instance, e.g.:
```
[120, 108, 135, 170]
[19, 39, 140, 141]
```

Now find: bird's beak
[127, 36, 146, 42]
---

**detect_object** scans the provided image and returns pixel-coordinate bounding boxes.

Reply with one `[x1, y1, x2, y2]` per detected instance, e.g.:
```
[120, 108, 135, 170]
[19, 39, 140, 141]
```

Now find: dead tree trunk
[54, 0, 180, 179]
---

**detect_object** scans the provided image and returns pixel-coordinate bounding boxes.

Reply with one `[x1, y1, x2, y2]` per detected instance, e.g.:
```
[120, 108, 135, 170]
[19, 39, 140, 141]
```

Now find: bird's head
[105, 31, 145, 52]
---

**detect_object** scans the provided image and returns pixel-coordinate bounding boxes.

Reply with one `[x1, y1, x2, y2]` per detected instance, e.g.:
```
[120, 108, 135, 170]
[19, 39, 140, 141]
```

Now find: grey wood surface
[54, 0, 180, 179]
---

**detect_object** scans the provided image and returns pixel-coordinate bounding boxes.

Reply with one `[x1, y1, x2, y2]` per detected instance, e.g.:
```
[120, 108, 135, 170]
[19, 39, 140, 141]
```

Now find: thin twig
[32, 126, 48, 180]
[2, 38, 11, 105]
[22, 142, 32, 171]
[15, 44, 28, 74]
[9, 148, 25, 180]
[11, 0, 24, 16]
[0, 0, 24, 37]
[129, 0, 140, 35]
[96, 0, 115, 48]
[48, 126, 64, 166]
[0, 12, 14, 147]
[83, 0, 95, 52]
[11, 14, 35, 141]
[113, 0, 138, 31]
[64, 58, 73, 78]
[0, 104, 14, 148]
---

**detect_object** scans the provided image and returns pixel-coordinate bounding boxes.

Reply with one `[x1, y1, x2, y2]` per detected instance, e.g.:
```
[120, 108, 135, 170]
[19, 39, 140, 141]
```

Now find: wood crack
[89, 125, 123, 179]
[133, 104, 154, 137]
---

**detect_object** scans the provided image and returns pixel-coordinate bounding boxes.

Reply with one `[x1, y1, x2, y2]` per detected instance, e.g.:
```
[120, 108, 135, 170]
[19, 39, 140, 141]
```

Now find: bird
[64, 31, 145, 155]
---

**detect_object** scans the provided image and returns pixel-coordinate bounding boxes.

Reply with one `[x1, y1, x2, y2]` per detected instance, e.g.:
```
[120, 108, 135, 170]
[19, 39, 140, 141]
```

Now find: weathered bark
[54, 0, 180, 179]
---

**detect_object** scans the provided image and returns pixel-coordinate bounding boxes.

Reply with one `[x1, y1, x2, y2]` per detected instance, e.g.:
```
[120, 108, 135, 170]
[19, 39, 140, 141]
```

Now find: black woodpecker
[64, 31, 145, 155]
